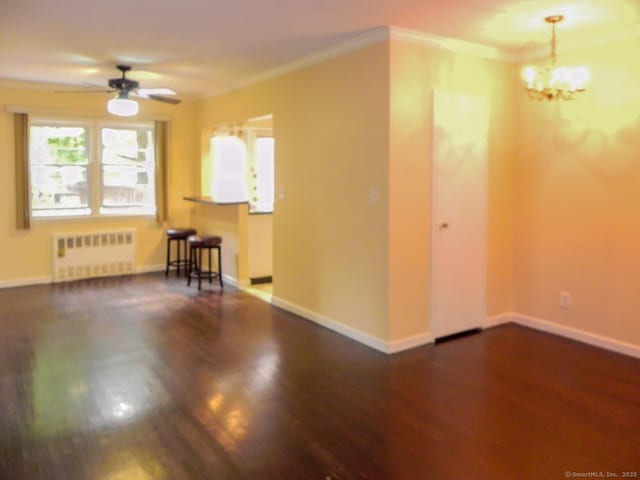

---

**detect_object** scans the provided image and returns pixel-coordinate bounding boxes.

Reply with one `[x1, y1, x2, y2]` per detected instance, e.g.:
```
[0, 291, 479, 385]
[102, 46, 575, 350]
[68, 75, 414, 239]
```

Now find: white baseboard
[387, 331, 434, 354]
[1, 264, 164, 289]
[0, 276, 52, 289]
[222, 274, 239, 288]
[221, 274, 250, 289]
[484, 312, 517, 329]
[271, 295, 432, 354]
[511, 313, 640, 360]
[136, 264, 165, 274]
[271, 295, 388, 353]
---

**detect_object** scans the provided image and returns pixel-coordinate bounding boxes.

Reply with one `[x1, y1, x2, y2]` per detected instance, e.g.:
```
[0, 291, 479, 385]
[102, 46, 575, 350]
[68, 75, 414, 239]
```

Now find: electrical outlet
[560, 291, 571, 309]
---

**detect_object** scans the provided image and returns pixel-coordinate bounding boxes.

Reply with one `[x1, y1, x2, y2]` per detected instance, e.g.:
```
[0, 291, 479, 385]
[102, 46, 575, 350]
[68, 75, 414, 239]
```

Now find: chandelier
[522, 15, 589, 101]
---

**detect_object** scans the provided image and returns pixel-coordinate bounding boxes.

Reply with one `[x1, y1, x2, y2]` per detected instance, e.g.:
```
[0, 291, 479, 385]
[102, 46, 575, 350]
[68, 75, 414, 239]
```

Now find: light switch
[369, 187, 379, 205]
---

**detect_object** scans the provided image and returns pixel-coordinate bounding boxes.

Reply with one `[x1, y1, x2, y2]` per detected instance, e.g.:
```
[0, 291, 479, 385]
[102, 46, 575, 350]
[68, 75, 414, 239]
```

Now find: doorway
[245, 115, 274, 302]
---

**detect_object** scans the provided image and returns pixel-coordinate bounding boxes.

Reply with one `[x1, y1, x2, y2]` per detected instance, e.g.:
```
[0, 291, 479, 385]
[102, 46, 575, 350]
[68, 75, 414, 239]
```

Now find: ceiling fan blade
[54, 89, 114, 93]
[146, 94, 182, 105]
[53, 67, 180, 107]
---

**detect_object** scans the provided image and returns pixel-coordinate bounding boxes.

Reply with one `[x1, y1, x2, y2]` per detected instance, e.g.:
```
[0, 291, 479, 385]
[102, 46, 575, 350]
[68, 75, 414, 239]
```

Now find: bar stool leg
[183, 239, 189, 277]
[198, 247, 203, 291]
[165, 237, 171, 276]
[187, 245, 193, 286]
[217, 246, 223, 288]
[208, 247, 212, 284]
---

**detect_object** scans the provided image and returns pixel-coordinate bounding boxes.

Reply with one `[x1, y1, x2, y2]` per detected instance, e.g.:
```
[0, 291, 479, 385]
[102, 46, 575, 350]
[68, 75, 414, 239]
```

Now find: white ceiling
[1, 0, 638, 98]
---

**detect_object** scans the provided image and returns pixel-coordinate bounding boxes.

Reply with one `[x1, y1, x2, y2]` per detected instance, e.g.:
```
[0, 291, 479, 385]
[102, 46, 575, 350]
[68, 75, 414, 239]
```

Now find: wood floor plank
[0, 273, 638, 479]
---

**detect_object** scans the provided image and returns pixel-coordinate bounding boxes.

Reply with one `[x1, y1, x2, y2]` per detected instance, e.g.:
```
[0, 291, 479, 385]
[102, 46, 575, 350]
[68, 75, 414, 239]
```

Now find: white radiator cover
[52, 229, 136, 282]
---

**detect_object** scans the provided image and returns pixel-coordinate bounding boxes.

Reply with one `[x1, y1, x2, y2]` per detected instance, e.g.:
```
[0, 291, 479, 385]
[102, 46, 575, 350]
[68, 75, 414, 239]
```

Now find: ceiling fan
[59, 65, 182, 116]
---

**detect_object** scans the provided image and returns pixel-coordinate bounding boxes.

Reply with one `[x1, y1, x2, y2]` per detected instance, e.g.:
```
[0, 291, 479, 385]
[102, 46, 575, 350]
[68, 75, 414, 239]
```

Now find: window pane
[31, 165, 89, 212]
[102, 127, 151, 165]
[102, 148, 147, 165]
[210, 135, 249, 203]
[30, 126, 88, 165]
[102, 166, 153, 206]
[100, 126, 155, 214]
[29, 125, 90, 217]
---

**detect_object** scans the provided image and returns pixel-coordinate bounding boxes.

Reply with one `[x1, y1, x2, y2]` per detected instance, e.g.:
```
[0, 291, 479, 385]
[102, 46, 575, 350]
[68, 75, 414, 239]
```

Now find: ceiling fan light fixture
[107, 91, 139, 116]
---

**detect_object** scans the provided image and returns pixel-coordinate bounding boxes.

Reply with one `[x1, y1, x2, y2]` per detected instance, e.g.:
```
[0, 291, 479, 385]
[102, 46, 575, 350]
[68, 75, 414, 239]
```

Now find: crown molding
[200, 22, 640, 99]
[205, 26, 520, 98]
[205, 26, 390, 98]
[388, 26, 518, 62]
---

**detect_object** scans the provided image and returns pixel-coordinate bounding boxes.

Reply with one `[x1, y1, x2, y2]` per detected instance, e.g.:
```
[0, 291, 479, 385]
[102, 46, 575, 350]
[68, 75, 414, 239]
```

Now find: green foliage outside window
[31, 126, 88, 165]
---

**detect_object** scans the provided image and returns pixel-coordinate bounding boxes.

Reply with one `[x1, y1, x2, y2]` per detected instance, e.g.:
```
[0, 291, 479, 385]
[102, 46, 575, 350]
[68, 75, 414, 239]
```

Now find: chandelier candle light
[522, 15, 589, 100]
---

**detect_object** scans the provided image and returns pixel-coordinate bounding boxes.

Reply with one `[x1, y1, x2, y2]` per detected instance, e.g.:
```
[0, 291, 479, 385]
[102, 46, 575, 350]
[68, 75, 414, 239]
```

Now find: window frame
[98, 122, 157, 217]
[210, 133, 250, 204]
[249, 134, 275, 214]
[29, 116, 157, 221]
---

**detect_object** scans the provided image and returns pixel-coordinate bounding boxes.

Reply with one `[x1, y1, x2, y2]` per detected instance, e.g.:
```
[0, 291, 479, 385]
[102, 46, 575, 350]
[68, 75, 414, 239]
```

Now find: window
[210, 135, 249, 203]
[29, 120, 156, 218]
[209, 130, 275, 213]
[100, 126, 155, 215]
[30, 125, 90, 216]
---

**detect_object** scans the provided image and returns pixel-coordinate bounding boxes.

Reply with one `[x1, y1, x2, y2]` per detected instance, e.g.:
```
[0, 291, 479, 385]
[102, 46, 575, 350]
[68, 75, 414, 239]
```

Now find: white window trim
[29, 116, 157, 221]
[250, 134, 275, 214]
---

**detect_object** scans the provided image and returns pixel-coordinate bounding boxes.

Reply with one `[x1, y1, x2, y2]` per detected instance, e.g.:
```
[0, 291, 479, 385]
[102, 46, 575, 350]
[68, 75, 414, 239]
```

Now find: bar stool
[165, 228, 197, 277]
[187, 235, 223, 290]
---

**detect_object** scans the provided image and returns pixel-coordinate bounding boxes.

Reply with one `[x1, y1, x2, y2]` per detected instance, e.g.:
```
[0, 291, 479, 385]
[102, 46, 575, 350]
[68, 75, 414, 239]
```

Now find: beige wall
[4, 31, 635, 352]
[196, 38, 516, 344]
[388, 40, 516, 341]
[514, 37, 640, 346]
[248, 214, 273, 279]
[195, 42, 390, 340]
[0, 82, 197, 285]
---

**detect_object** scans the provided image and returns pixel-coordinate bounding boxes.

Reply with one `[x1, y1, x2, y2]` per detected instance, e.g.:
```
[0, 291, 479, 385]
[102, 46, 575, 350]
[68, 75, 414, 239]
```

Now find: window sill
[31, 213, 157, 224]
[183, 196, 248, 206]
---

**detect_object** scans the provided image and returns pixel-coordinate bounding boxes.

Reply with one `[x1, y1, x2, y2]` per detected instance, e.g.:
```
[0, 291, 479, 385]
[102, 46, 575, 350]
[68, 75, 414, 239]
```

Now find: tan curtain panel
[14, 113, 30, 230]
[154, 120, 168, 224]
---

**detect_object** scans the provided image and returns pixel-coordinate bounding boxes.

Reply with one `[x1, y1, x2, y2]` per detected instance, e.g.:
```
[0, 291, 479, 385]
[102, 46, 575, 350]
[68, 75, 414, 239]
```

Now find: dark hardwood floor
[0, 273, 638, 479]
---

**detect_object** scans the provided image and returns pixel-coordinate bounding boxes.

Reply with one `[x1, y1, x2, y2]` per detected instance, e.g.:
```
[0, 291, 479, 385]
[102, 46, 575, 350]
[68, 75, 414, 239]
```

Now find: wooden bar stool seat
[187, 235, 223, 290]
[165, 227, 197, 277]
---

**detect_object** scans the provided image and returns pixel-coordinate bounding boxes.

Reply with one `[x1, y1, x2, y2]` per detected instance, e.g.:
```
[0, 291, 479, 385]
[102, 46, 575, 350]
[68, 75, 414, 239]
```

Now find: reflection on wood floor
[0, 273, 638, 479]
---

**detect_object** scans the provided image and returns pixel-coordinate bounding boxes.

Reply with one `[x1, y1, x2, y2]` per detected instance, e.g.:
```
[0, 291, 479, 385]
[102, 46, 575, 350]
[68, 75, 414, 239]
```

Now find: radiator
[52, 229, 136, 282]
